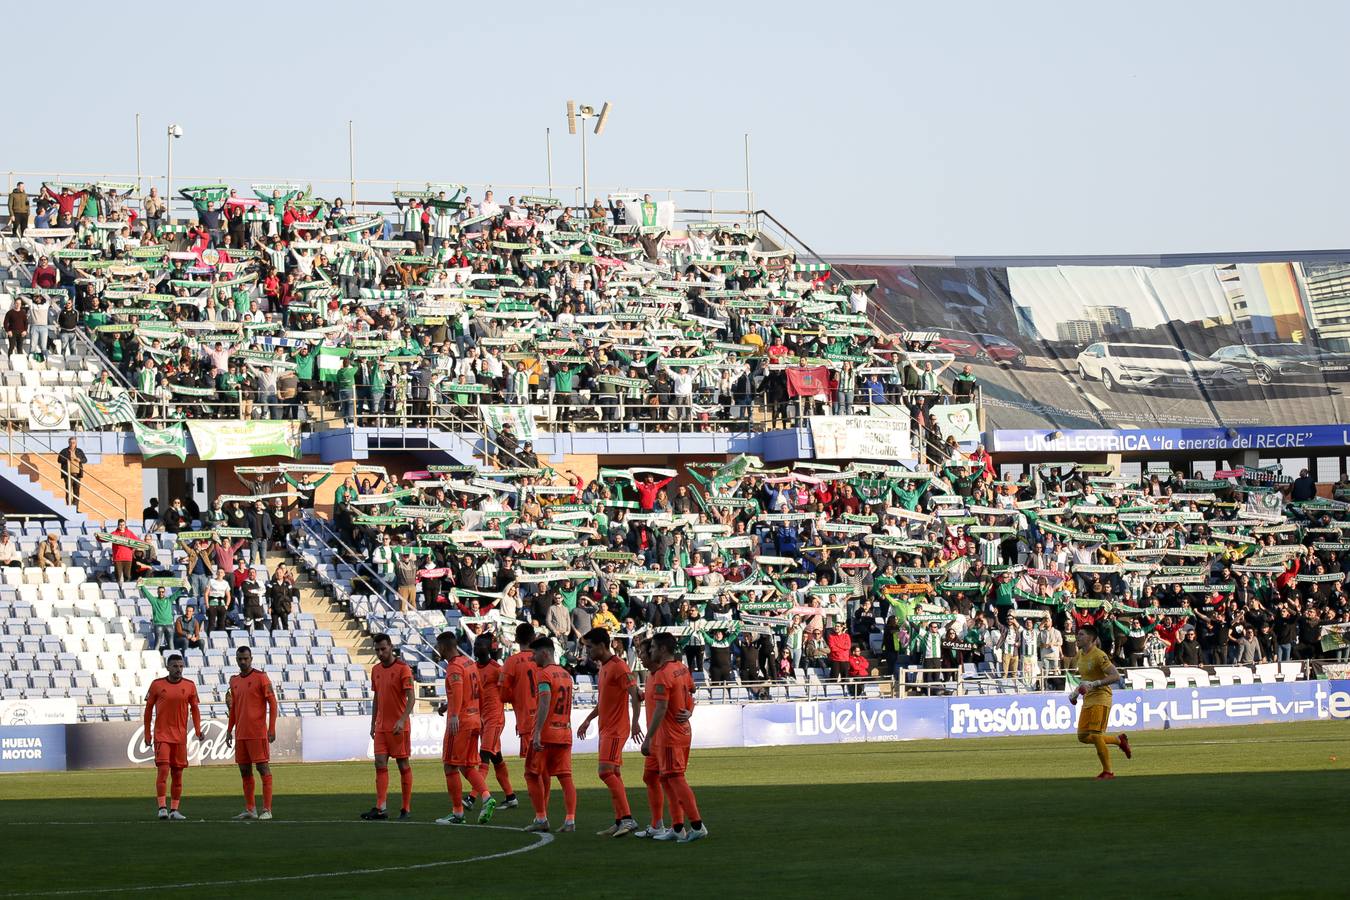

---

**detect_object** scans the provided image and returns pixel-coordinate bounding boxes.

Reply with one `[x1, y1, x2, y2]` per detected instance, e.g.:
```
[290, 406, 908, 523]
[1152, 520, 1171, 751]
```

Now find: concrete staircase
[264, 551, 378, 670]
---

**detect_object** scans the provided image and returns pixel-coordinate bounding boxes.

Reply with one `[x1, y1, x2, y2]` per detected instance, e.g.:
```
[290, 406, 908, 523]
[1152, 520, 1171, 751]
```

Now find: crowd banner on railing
[831, 256, 1350, 450]
[186, 421, 302, 460]
[808, 414, 913, 462]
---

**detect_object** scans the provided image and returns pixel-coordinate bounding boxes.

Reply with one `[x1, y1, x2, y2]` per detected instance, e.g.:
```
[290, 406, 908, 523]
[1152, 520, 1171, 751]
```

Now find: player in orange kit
[474, 634, 518, 809]
[361, 634, 415, 820]
[577, 627, 641, 837]
[523, 637, 576, 833]
[642, 632, 707, 842]
[499, 622, 539, 788]
[434, 631, 497, 825]
[142, 654, 203, 820]
[225, 646, 279, 820]
[631, 637, 674, 838]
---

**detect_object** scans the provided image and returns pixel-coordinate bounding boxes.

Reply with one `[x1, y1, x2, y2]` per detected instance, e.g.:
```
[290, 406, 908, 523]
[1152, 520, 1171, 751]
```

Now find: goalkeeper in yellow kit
[1069, 625, 1132, 779]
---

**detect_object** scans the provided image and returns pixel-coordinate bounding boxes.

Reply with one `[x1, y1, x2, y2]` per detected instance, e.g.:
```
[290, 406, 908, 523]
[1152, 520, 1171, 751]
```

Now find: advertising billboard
[64, 717, 303, 770]
[0, 725, 66, 772]
[832, 257, 1350, 450]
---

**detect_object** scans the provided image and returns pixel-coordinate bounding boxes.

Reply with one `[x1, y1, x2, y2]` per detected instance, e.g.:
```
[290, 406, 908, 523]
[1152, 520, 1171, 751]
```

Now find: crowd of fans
[206, 456, 1350, 691]
[6, 178, 1349, 696]
[3, 180, 971, 454]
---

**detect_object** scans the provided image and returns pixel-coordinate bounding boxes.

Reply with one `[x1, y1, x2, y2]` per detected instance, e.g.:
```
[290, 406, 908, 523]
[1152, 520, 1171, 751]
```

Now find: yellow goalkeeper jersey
[1076, 647, 1114, 708]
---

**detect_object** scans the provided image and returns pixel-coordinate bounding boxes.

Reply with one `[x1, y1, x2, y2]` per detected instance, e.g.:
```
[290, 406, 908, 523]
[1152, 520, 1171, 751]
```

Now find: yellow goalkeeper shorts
[1077, 703, 1109, 735]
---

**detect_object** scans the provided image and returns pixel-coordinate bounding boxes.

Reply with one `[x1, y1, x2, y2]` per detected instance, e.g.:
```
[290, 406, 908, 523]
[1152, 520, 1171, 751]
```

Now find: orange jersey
[477, 659, 504, 726]
[445, 655, 481, 729]
[371, 660, 414, 732]
[143, 677, 201, 745]
[643, 663, 662, 727]
[535, 664, 574, 746]
[650, 661, 695, 747]
[596, 654, 635, 739]
[227, 669, 277, 740]
[500, 651, 538, 735]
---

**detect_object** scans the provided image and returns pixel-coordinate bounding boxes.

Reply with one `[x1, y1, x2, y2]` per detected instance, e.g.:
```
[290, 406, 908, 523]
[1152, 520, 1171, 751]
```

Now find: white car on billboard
[1075, 342, 1245, 393]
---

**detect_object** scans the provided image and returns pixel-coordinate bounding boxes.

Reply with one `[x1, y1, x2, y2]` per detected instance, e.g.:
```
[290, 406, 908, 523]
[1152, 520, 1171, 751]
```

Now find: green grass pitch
[0, 720, 1346, 898]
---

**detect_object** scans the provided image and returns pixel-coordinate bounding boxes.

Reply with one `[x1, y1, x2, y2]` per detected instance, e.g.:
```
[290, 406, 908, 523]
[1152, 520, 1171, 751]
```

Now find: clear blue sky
[4, 0, 1347, 255]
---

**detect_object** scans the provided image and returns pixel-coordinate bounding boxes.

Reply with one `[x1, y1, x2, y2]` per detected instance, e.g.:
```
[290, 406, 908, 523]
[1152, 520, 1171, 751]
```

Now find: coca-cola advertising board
[63, 717, 302, 770]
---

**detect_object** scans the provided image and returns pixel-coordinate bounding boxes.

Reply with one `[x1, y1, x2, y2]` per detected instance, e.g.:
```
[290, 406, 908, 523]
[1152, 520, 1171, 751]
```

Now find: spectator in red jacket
[846, 644, 872, 695]
[106, 519, 140, 583]
[826, 621, 853, 681]
[635, 473, 674, 511]
[31, 256, 59, 289]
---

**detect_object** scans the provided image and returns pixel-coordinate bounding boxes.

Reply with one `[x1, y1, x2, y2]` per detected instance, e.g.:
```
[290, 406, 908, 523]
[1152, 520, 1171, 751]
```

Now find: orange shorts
[155, 741, 188, 768]
[234, 738, 269, 765]
[479, 723, 503, 758]
[643, 751, 660, 777]
[518, 733, 533, 759]
[442, 727, 480, 768]
[598, 734, 625, 768]
[374, 730, 411, 760]
[526, 743, 572, 777]
[657, 742, 690, 776]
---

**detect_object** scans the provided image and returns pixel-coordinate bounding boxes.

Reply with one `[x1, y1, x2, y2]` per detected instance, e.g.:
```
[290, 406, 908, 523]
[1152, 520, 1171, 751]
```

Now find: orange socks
[643, 768, 666, 826]
[558, 773, 578, 820]
[375, 767, 390, 809]
[446, 771, 464, 814]
[663, 773, 700, 823]
[169, 768, 183, 809]
[241, 774, 256, 810]
[261, 774, 273, 812]
[399, 767, 413, 813]
[464, 766, 490, 801]
[600, 770, 631, 819]
[155, 764, 169, 808]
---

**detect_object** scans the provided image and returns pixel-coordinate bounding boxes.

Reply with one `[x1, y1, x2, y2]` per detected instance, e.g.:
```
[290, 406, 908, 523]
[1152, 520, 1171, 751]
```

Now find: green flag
[132, 420, 188, 462]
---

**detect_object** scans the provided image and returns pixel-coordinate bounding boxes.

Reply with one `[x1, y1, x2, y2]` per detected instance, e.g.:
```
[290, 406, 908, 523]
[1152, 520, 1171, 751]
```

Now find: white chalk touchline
[1, 821, 553, 897]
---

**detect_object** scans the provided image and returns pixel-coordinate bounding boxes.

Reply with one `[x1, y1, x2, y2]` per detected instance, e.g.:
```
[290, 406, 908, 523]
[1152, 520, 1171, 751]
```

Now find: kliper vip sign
[64, 717, 303, 770]
[947, 682, 1330, 738]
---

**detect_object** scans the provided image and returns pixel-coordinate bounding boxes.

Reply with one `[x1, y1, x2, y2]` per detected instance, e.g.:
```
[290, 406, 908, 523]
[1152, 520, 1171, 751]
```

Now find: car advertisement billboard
[832, 257, 1350, 448]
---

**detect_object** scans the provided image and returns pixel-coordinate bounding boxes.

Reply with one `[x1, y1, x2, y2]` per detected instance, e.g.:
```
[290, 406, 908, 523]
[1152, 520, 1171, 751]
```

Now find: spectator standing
[57, 438, 87, 509]
[7, 182, 30, 236]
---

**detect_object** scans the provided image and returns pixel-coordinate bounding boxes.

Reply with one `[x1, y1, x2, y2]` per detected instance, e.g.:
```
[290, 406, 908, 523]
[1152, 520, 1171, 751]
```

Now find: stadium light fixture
[166, 124, 184, 222]
[565, 100, 611, 209]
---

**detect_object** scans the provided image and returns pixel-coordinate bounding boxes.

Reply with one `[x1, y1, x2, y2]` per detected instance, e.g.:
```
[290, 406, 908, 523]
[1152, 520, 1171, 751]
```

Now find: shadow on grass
[0, 769, 1345, 899]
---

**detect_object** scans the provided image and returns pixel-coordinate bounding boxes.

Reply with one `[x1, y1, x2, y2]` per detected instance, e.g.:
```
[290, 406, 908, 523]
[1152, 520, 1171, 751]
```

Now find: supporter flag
[620, 198, 674, 229]
[73, 389, 134, 428]
[1244, 490, 1284, 522]
[786, 366, 831, 399]
[132, 420, 188, 462]
[931, 403, 981, 444]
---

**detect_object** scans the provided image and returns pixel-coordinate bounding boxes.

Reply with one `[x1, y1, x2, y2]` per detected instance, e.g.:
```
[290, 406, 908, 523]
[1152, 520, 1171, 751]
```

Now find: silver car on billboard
[1076, 342, 1245, 393]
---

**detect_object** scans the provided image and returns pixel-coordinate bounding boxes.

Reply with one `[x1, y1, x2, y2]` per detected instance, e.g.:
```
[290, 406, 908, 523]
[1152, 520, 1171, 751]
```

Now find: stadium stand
[0, 176, 1347, 729]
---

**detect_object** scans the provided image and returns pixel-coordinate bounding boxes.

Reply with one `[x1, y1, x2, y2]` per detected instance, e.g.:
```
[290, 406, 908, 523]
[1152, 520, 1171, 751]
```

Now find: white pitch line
[0, 821, 553, 897]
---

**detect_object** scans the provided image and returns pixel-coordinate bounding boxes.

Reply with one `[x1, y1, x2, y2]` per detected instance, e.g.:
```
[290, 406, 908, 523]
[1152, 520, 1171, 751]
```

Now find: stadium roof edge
[823, 249, 1350, 268]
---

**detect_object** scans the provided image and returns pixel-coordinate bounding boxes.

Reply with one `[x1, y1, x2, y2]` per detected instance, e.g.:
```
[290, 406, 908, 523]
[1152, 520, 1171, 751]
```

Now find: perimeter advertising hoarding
[0, 725, 66, 772]
[63, 717, 303, 770]
[832, 258, 1350, 449]
[946, 682, 1329, 738]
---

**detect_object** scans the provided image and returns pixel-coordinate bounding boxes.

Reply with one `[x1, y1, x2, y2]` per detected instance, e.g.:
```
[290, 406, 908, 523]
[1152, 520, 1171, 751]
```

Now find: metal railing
[2, 170, 754, 229]
[3, 421, 128, 522]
